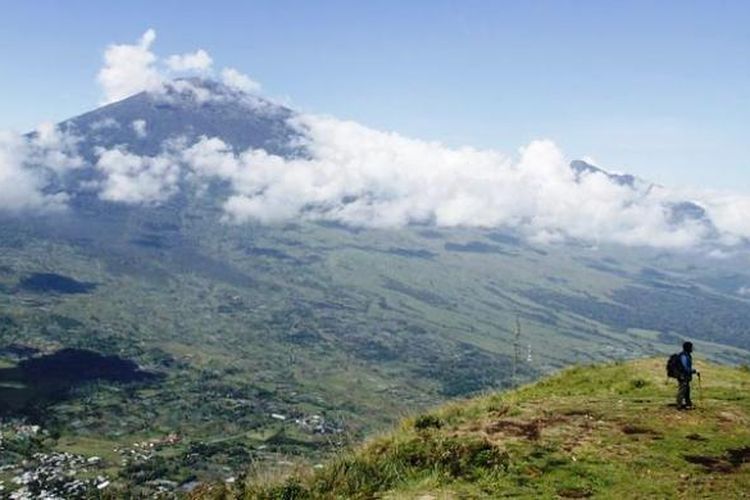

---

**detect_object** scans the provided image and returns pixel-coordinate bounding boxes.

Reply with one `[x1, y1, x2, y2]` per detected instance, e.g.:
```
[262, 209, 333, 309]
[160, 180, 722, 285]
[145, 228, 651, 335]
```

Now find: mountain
[222, 359, 750, 498]
[59, 79, 300, 157]
[569, 159, 712, 228]
[1, 79, 750, 495]
[570, 159, 641, 188]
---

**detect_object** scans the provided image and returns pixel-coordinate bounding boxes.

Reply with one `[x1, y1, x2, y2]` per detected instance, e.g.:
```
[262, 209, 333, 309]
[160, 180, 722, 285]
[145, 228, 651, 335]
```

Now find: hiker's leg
[677, 378, 687, 407]
[685, 381, 692, 407]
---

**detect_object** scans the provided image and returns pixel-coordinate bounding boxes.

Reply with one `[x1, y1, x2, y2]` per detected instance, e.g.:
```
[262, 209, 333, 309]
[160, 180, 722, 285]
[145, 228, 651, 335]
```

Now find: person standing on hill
[677, 341, 699, 410]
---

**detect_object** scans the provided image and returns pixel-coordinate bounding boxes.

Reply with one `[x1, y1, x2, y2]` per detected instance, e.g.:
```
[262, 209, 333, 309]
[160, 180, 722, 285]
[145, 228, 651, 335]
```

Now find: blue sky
[1, 0, 748, 192]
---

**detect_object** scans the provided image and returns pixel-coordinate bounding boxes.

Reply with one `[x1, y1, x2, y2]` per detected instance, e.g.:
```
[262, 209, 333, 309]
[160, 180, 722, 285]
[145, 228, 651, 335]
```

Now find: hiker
[676, 341, 699, 410]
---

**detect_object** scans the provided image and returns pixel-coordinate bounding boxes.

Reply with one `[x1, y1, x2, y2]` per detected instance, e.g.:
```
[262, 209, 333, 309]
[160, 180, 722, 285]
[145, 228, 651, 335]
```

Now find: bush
[390, 435, 509, 479]
[247, 478, 309, 500]
[414, 414, 443, 430]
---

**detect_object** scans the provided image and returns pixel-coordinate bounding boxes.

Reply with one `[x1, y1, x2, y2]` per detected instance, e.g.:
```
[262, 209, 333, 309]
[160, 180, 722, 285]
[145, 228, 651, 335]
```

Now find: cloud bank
[176, 115, 725, 248]
[3, 111, 743, 251]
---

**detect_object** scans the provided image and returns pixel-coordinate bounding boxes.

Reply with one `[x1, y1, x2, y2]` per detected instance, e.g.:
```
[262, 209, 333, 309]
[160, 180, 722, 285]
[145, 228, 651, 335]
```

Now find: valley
[1, 80, 749, 496]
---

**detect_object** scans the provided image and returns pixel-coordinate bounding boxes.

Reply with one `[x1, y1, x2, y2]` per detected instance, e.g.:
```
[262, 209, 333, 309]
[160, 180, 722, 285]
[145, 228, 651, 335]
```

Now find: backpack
[666, 353, 683, 378]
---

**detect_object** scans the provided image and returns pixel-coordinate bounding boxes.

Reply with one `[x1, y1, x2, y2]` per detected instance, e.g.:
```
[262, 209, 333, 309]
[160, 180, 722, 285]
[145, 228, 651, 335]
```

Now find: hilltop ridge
[205, 359, 750, 499]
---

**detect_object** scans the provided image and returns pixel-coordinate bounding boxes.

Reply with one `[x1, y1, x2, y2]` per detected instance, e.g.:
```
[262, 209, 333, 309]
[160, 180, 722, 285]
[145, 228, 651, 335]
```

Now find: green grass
[200, 358, 750, 499]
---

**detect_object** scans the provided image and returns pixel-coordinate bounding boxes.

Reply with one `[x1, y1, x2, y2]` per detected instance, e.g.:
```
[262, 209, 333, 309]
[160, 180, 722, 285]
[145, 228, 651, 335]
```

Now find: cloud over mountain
[178, 113, 718, 248]
[166, 49, 213, 73]
[95, 29, 257, 105]
[95, 146, 180, 204]
[221, 68, 262, 94]
[1, 31, 749, 252]
[97, 29, 163, 104]
[0, 124, 82, 212]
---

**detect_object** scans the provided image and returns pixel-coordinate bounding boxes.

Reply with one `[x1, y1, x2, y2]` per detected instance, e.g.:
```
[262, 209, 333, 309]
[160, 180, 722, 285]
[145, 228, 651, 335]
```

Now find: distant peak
[131, 76, 287, 118]
[570, 159, 639, 188]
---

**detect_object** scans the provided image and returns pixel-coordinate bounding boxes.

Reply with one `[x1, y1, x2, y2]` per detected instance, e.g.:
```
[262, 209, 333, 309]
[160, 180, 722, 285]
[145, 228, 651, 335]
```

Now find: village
[0, 409, 345, 497]
[0, 419, 107, 498]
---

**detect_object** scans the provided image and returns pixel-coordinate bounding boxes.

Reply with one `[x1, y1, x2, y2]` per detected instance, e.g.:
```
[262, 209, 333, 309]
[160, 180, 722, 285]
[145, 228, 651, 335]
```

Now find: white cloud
[166, 49, 213, 72]
[89, 118, 120, 131]
[95, 147, 180, 204]
[174, 114, 721, 248]
[221, 67, 261, 94]
[29, 122, 84, 174]
[97, 29, 163, 104]
[0, 125, 83, 212]
[96, 31, 264, 105]
[0, 131, 61, 212]
[701, 193, 750, 242]
[131, 119, 147, 138]
[738, 286, 750, 296]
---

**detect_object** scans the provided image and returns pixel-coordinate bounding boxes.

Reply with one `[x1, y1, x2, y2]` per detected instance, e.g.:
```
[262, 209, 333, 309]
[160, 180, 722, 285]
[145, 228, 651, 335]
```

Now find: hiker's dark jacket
[679, 352, 693, 380]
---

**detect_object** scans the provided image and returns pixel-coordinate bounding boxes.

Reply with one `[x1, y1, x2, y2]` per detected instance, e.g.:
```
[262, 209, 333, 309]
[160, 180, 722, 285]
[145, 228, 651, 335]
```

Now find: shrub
[250, 478, 309, 500]
[414, 414, 444, 430]
[390, 435, 509, 479]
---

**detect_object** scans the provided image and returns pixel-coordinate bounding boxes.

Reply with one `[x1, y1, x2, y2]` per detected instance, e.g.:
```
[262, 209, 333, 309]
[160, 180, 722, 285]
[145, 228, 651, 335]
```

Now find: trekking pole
[697, 372, 703, 406]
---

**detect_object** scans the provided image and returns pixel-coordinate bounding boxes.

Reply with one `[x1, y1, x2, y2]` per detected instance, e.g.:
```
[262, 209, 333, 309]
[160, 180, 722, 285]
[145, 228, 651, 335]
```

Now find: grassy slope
[206, 359, 750, 499]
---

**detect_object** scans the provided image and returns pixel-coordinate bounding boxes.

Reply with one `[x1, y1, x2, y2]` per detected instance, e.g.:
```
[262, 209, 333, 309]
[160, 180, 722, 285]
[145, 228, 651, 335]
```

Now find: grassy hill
[202, 359, 750, 499]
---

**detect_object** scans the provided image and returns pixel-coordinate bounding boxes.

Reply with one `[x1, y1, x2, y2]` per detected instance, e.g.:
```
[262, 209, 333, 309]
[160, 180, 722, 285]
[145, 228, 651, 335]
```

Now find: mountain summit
[570, 159, 640, 188]
[61, 78, 299, 158]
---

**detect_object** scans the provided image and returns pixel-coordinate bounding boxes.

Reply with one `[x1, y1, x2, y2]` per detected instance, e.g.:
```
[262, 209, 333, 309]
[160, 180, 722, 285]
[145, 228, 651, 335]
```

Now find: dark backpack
[666, 353, 683, 378]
